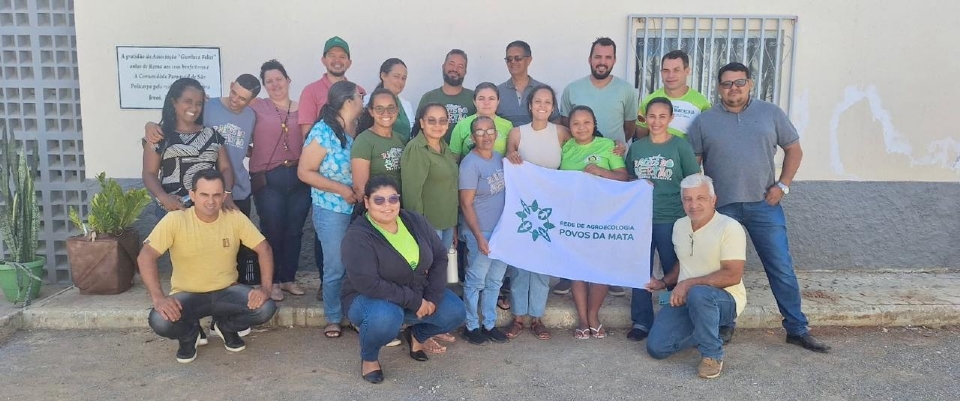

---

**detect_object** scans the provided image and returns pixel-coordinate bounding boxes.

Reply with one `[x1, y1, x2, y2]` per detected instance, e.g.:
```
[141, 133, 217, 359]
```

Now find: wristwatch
[776, 181, 790, 195]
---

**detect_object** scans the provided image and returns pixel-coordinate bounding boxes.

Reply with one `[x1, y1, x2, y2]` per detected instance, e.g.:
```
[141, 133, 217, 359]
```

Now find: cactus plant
[0, 120, 43, 304]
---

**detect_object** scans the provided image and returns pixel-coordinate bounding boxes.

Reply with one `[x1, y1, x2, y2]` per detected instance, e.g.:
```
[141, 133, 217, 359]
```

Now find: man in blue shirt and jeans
[686, 62, 830, 353]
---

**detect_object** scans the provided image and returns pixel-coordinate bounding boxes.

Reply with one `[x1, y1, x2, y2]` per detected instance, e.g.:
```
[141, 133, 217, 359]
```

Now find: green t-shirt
[636, 87, 711, 139]
[351, 129, 405, 186]
[559, 137, 626, 172]
[625, 135, 700, 223]
[449, 114, 513, 156]
[367, 215, 420, 269]
[417, 87, 476, 143]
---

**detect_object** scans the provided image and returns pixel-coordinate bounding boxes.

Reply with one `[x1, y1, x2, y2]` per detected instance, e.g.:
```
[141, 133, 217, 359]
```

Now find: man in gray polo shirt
[687, 62, 830, 353]
[496, 40, 559, 127]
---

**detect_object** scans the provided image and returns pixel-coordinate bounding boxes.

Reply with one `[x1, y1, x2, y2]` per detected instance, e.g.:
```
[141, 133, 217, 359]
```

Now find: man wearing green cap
[298, 36, 367, 137]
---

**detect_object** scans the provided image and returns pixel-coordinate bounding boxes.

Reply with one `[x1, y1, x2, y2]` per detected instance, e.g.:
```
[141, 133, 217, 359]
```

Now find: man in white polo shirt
[645, 174, 746, 379]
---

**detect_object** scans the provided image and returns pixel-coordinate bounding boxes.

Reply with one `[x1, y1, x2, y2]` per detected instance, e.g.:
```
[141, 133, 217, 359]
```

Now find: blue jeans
[347, 289, 466, 362]
[148, 284, 277, 342]
[510, 268, 550, 318]
[631, 223, 678, 332]
[461, 229, 508, 330]
[646, 285, 737, 360]
[435, 228, 455, 250]
[718, 201, 808, 336]
[313, 206, 351, 324]
[252, 165, 311, 283]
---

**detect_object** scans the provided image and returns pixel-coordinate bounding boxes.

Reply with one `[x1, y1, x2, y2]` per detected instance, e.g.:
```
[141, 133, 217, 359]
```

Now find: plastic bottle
[446, 245, 458, 284]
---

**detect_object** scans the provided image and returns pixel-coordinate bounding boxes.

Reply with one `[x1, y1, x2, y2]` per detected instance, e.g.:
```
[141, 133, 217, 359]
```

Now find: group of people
[137, 35, 831, 383]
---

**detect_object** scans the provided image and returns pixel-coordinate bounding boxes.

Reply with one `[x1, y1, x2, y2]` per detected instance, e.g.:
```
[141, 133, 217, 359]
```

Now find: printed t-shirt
[559, 137, 626, 172]
[204, 98, 256, 200]
[458, 151, 506, 232]
[625, 135, 701, 223]
[153, 126, 223, 197]
[636, 87, 711, 139]
[145, 209, 265, 294]
[417, 87, 476, 142]
[351, 129, 405, 186]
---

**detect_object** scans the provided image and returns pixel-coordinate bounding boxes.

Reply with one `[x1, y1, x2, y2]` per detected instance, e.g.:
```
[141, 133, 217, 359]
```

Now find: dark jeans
[347, 289, 466, 362]
[234, 198, 260, 284]
[251, 165, 311, 283]
[646, 285, 737, 360]
[717, 201, 809, 336]
[631, 223, 678, 332]
[148, 284, 277, 342]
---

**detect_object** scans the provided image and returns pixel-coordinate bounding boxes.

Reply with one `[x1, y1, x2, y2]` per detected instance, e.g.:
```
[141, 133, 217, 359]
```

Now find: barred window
[628, 15, 798, 113]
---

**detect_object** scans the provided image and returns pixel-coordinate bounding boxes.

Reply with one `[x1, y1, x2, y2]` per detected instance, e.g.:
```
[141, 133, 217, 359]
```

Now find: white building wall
[75, 0, 960, 181]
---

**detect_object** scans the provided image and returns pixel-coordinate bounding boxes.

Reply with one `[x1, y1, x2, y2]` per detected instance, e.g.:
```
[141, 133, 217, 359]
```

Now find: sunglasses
[719, 79, 749, 89]
[504, 55, 529, 63]
[370, 194, 400, 205]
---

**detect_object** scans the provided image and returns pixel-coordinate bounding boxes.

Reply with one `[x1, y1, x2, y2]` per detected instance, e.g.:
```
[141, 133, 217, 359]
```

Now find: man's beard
[443, 72, 463, 87]
[591, 67, 611, 80]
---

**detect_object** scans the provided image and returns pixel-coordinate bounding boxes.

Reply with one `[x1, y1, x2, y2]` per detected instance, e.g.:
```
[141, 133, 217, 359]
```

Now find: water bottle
[446, 245, 458, 284]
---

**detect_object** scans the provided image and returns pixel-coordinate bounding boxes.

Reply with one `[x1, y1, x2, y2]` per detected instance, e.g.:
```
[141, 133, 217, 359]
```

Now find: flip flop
[324, 323, 341, 338]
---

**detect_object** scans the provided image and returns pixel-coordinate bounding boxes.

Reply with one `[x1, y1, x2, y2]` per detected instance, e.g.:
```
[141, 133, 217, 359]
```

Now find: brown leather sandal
[531, 319, 551, 340]
[505, 318, 524, 339]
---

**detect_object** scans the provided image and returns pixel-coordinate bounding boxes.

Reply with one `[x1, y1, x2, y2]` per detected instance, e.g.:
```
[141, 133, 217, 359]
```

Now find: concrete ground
[0, 326, 956, 400]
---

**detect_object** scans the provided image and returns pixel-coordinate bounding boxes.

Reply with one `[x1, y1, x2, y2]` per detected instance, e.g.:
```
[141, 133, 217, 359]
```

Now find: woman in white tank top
[502, 85, 571, 341]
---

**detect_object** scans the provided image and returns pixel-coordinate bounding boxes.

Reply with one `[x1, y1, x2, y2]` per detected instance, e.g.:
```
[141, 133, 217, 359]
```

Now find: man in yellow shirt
[644, 174, 746, 379]
[139, 169, 277, 363]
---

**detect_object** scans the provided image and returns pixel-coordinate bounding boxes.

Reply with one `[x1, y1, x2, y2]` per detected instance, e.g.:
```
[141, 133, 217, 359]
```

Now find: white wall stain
[829, 85, 960, 179]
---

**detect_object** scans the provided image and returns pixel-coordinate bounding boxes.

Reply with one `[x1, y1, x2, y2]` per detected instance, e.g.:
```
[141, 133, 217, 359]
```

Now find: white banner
[488, 162, 653, 288]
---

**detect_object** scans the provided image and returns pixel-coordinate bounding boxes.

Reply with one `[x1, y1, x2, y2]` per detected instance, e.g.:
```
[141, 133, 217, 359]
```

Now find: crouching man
[139, 169, 277, 363]
[645, 174, 746, 379]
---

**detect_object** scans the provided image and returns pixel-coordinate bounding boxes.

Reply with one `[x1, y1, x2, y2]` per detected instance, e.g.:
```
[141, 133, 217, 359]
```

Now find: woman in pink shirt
[249, 60, 310, 302]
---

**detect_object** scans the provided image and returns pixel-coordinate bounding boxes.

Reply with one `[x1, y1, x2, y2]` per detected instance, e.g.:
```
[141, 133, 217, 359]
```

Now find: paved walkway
[8, 269, 959, 331]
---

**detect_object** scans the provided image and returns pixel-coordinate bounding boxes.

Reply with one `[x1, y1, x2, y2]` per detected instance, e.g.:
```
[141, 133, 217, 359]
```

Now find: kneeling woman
[341, 176, 466, 384]
[560, 105, 628, 339]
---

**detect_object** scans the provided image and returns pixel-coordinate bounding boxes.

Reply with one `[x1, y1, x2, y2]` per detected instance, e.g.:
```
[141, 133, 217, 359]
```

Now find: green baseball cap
[323, 36, 350, 57]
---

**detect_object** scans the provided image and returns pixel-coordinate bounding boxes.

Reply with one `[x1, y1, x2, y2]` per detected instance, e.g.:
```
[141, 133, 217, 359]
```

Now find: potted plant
[67, 172, 151, 295]
[0, 120, 44, 305]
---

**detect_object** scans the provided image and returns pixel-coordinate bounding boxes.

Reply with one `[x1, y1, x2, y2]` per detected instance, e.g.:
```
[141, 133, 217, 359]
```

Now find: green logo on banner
[516, 198, 555, 242]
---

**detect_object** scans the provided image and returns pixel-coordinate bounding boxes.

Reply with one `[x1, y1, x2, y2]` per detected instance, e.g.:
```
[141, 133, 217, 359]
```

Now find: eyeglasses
[504, 55, 529, 63]
[353, 93, 365, 102]
[689, 234, 694, 257]
[371, 194, 400, 206]
[373, 105, 398, 115]
[472, 128, 497, 137]
[718, 79, 749, 89]
[423, 117, 448, 126]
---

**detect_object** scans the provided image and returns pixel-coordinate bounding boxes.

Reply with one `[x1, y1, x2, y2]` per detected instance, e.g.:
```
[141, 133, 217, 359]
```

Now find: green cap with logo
[323, 36, 350, 57]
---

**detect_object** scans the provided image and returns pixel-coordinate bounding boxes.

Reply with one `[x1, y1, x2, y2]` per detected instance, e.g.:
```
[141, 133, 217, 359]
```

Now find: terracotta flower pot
[67, 230, 140, 295]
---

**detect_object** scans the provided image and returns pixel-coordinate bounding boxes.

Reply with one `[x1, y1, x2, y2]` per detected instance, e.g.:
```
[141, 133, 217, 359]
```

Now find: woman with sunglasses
[458, 116, 510, 345]
[401, 103, 459, 251]
[353, 88, 406, 196]
[298, 80, 365, 340]
[341, 176, 466, 384]
[448, 82, 513, 161]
